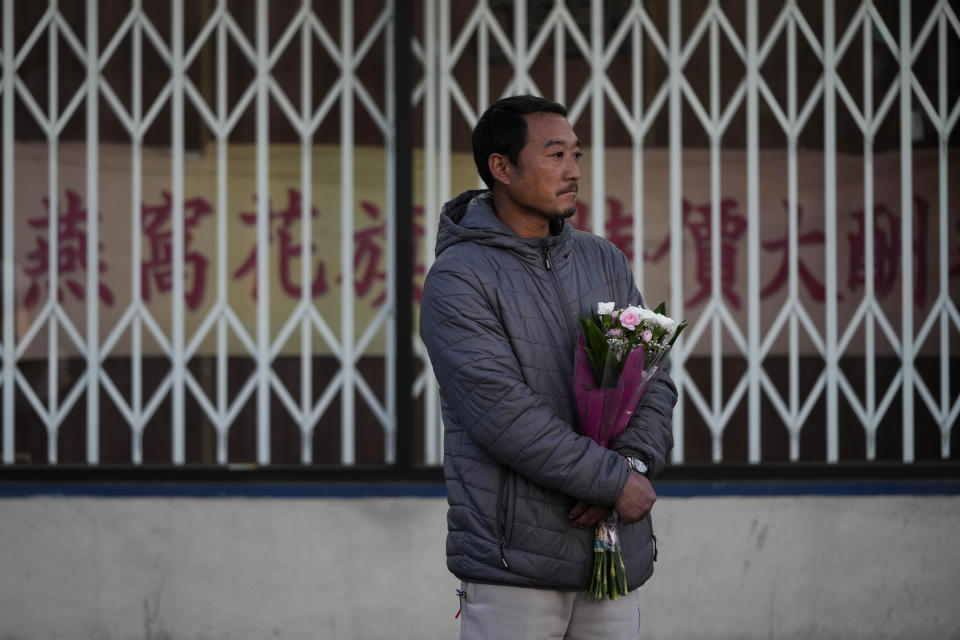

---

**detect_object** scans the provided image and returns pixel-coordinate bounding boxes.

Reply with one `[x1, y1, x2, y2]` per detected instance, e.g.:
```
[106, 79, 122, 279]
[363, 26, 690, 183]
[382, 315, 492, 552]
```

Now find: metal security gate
[414, 0, 959, 465]
[1, 0, 957, 468]
[2, 0, 399, 466]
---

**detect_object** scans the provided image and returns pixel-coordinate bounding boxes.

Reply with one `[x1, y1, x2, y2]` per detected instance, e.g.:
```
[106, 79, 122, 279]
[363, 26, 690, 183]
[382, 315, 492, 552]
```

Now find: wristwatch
[625, 456, 649, 476]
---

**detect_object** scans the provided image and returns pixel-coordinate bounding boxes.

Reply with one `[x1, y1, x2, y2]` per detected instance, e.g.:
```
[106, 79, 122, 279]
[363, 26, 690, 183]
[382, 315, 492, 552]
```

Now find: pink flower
[619, 310, 640, 330]
[641, 329, 653, 342]
[606, 328, 623, 338]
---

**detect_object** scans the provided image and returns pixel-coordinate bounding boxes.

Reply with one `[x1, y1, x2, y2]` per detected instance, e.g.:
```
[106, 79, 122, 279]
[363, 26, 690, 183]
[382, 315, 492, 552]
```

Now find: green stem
[591, 551, 602, 599]
[609, 551, 618, 599]
[601, 552, 608, 597]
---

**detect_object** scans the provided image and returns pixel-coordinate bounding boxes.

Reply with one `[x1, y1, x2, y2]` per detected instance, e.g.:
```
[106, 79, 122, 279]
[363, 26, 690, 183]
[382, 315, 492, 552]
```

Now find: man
[420, 95, 677, 639]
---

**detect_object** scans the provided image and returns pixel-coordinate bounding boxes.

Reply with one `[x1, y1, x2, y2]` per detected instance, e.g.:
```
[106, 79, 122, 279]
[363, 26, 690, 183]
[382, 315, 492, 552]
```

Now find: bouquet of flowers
[574, 301, 686, 600]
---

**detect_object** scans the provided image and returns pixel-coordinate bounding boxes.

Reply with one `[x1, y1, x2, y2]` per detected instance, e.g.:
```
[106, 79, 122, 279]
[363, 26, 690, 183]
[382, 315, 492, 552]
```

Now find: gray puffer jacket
[420, 190, 676, 590]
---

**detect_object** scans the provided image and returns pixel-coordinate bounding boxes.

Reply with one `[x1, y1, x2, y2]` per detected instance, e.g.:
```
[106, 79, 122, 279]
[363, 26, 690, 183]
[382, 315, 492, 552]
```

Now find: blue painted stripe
[655, 481, 960, 497]
[0, 484, 449, 498]
[1, 480, 958, 498]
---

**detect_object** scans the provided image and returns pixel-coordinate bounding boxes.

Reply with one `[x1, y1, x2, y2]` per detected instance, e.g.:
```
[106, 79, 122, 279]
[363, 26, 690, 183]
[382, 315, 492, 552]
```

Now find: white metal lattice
[1, 0, 396, 465]
[2, 0, 956, 467]
[414, 0, 959, 464]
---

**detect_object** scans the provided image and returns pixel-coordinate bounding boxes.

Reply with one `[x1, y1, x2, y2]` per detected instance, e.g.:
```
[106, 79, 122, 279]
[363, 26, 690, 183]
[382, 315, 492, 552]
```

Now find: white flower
[597, 301, 616, 316]
[623, 305, 644, 319]
[636, 307, 657, 322]
[652, 312, 676, 332]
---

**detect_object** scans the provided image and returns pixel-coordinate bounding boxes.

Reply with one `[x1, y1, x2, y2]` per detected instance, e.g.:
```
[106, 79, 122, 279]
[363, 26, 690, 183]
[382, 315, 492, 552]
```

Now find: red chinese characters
[350, 201, 429, 308]
[352, 201, 388, 307]
[847, 196, 929, 307]
[22, 187, 953, 315]
[23, 189, 115, 309]
[646, 198, 747, 310]
[141, 191, 213, 311]
[568, 197, 636, 261]
[760, 201, 827, 302]
[233, 189, 329, 299]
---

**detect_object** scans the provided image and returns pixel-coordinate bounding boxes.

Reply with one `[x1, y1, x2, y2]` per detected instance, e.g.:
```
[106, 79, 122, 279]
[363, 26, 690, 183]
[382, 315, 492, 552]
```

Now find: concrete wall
[1, 494, 958, 639]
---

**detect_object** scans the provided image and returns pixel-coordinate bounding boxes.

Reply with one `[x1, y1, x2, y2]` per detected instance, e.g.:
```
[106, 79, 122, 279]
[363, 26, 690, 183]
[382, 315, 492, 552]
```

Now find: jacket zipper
[543, 238, 606, 567]
[541, 240, 577, 339]
[496, 467, 510, 569]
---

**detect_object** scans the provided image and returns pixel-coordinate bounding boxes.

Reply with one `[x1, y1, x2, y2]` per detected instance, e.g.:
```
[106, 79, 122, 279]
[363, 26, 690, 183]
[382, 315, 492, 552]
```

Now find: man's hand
[613, 472, 656, 523]
[567, 502, 612, 529]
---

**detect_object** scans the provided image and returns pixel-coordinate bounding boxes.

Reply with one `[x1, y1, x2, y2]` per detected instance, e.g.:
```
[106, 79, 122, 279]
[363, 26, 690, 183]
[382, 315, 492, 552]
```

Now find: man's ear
[488, 153, 511, 186]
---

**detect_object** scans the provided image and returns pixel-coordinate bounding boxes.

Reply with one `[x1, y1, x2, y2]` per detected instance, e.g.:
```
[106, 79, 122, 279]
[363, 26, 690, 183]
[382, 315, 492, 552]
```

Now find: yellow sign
[10, 142, 958, 358]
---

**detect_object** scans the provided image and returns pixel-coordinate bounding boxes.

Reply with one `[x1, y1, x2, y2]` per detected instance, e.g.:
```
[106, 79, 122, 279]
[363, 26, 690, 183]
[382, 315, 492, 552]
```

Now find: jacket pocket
[496, 467, 517, 569]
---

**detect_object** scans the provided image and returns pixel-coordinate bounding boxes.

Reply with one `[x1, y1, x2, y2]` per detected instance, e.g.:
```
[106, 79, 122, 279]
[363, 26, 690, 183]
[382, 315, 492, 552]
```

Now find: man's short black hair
[472, 95, 568, 190]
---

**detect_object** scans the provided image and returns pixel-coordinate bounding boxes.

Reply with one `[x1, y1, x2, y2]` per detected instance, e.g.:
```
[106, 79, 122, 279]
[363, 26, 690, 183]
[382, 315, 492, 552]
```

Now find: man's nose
[565, 155, 581, 180]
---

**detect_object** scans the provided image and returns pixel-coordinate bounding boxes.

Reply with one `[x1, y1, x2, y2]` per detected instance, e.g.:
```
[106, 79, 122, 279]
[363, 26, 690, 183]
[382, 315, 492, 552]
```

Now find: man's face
[504, 112, 582, 221]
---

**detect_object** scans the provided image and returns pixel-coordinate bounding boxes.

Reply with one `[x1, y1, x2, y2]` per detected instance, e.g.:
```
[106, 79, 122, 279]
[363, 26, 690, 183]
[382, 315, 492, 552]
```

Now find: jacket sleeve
[420, 257, 630, 506]
[605, 250, 678, 478]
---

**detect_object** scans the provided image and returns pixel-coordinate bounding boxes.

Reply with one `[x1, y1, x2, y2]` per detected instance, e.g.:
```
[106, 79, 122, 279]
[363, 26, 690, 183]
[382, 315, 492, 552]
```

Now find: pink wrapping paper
[573, 334, 663, 447]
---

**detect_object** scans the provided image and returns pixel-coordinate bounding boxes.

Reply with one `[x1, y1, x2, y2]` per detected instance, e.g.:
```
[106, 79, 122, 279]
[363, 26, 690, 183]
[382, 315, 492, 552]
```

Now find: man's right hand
[614, 471, 656, 523]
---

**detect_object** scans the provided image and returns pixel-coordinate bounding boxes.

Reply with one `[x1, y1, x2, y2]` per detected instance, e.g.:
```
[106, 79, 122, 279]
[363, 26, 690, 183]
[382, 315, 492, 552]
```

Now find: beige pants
[458, 581, 642, 640]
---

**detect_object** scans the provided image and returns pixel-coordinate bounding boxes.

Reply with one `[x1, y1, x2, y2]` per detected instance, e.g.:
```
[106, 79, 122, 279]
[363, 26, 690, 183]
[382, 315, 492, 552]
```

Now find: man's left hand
[567, 502, 612, 528]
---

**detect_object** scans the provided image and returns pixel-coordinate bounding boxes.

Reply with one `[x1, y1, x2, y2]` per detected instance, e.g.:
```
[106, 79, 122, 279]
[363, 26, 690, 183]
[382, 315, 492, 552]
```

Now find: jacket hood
[434, 189, 570, 259]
